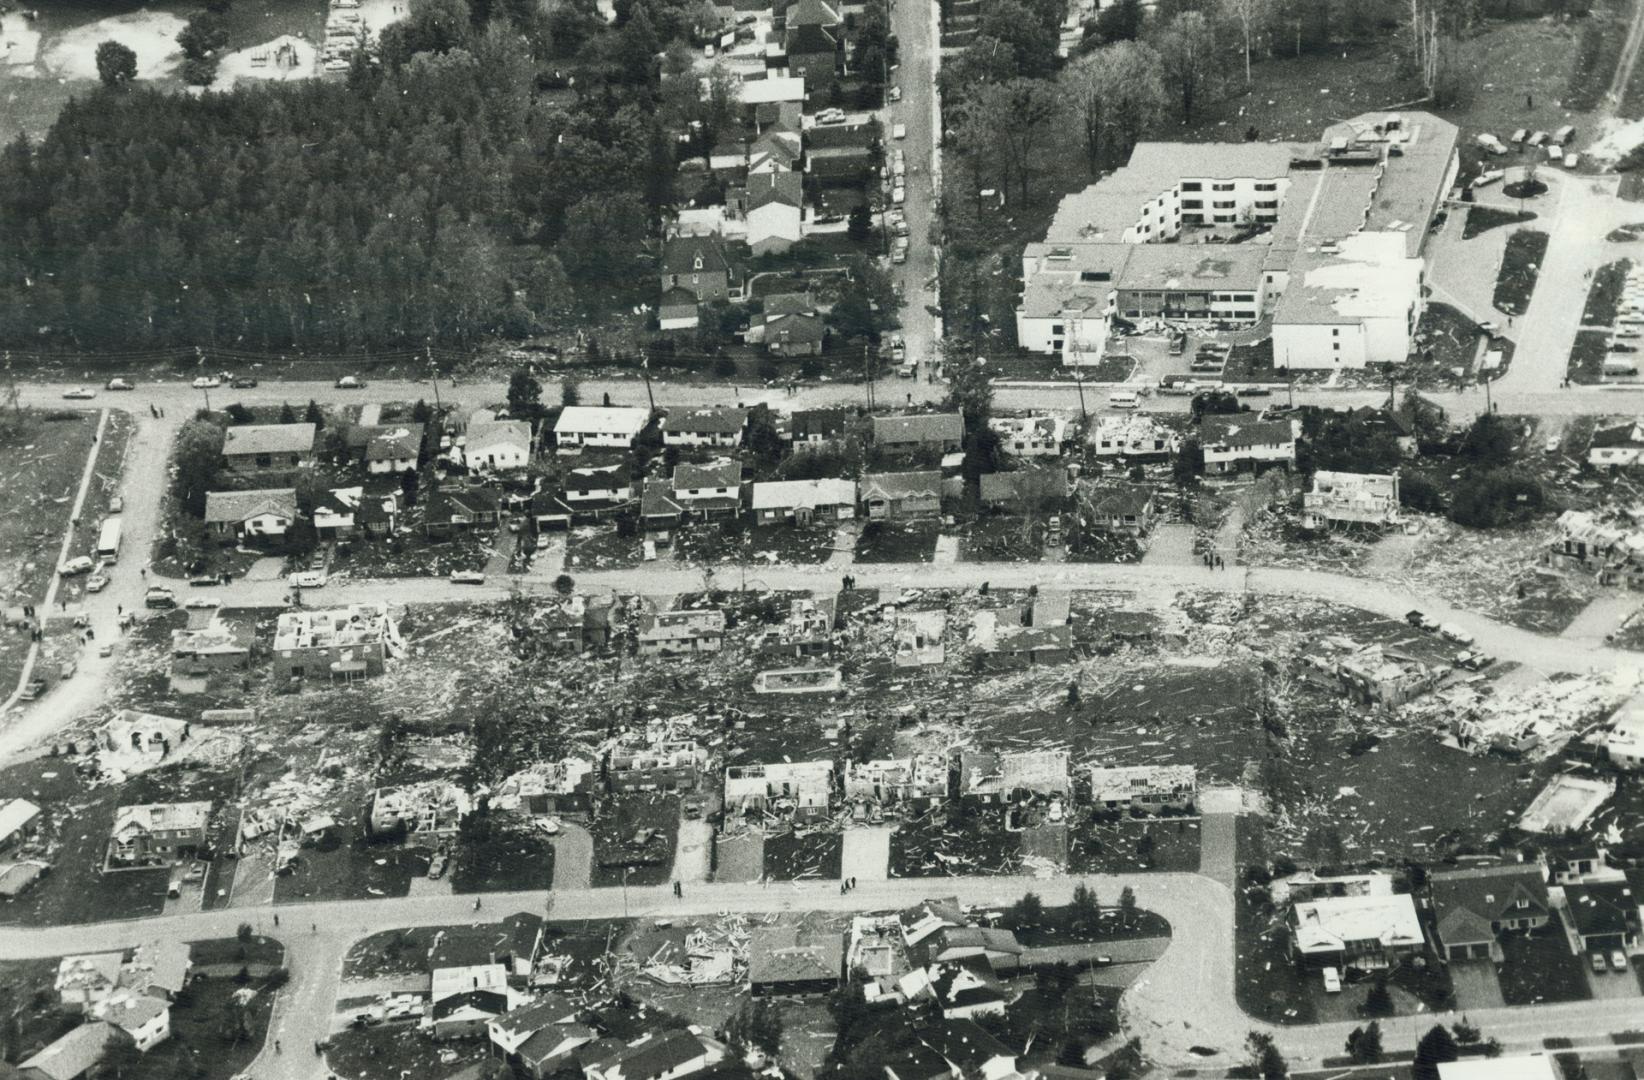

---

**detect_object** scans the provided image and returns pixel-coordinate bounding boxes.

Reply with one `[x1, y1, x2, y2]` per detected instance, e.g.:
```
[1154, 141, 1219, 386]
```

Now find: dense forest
[0, 0, 774, 353]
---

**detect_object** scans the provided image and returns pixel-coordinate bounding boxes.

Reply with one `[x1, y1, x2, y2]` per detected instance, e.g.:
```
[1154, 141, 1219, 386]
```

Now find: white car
[888, 86, 902, 102]
[892, 186, 905, 206]
[85, 573, 110, 593]
[288, 571, 327, 588]
[105, 378, 135, 391]
[191, 376, 221, 389]
[1322, 967, 1342, 993]
[449, 570, 486, 585]
[59, 556, 95, 576]
[62, 387, 96, 400]
[893, 123, 907, 140]
[185, 596, 221, 610]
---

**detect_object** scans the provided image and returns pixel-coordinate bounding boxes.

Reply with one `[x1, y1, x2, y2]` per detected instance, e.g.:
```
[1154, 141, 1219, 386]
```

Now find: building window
[1255, 182, 1278, 191]
[1212, 182, 1234, 192]
[1256, 200, 1279, 209]
[1181, 181, 1202, 191]
[1213, 201, 1235, 210]
[1182, 200, 1203, 209]
[1332, 328, 1340, 336]
[1214, 215, 1234, 223]
[1051, 323, 1065, 335]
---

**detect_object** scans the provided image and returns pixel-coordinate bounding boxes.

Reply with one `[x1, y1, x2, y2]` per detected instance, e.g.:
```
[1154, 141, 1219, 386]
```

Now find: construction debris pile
[1410, 669, 1640, 760]
[631, 914, 751, 987]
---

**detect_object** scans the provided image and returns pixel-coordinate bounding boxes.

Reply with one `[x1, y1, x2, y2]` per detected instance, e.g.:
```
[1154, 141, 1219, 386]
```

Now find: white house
[202, 489, 297, 540]
[97, 994, 171, 1052]
[724, 760, 834, 820]
[1288, 892, 1425, 971]
[671, 461, 742, 516]
[1199, 415, 1299, 475]
[563, 464, 632, 504]
[465, 420, 533, 471]
[988, 416, 1065, 457]
[554, 407, 652, 449]
[0, 798, 42, 854]
[749, 478, 857, 525]
[746, 171, 804, 255]
[365, 426, 424, 474]
[1606, 697, 1644, 769]
[1437, 1057, 1558, 1080]
[1091, 414, 1179, 458]
[1589, 420, 1644, 470]
[1301, 470, 1402, 529]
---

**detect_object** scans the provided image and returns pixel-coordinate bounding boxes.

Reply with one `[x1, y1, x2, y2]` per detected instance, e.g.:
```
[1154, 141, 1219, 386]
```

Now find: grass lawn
[854, 520, 939, 562]
[64, 410, 135, 569]
[1493, 230, 1550, 316]
[1498, 928, 1593, 1006]
[762, 829, 843, 881]
[451, 818, 555, 894]
[676, 521, 838, 566]
[0, 408, 97, 613]
[889, 810, 1022, 877]
[273, 826, 428, 904]
[1234, 877, 1317, 1025]
[325, 1022, 489, 1080]
[1463, 206, 1537, 240]
[1068, 815, 1202, 874]
[1571, 330, 1618, 385]
[564, 524, 643, 570]
[1220, 337, 1280, 385]
[1584, 260, 1632, 326]
[1571, 0, 1634, 112]
[590, 793, 680, 888]
[1003, 901, 1172, 947]
[957, 514, 1043, 562]
[329, 528, 497, 578]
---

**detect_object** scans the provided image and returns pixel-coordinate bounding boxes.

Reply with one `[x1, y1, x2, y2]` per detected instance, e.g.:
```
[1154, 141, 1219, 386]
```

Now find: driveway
[549, 822, 594, 891]
[841, 826, 892, 882]
[1447, 959, 1505, 1010]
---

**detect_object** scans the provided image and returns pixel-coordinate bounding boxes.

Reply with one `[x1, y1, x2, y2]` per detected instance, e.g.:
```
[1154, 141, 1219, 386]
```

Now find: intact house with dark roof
[873, 413, 964, 454]
[1428, 862, 1551, 962]
[859, 471, 942, 520]
[784, 20, 839, 85]
[424, 484, 503, 536]
[749, 295, 825, 357]
[672, 461, 743, 518]
[203, 488, 297, 542]
[1563, 881, 1640, 956]
[221, 423, 315, 475]
[663, 407, 748, 448]
[640, 482, 687, 540]
[661, 236, 743, 304]
[1082, 483, 1156, 535]
[977, 468, 1068, 511]
[789, 407, 851, 445]
[917, 1018, 1018, 1080]
[748, 925, 844, 995]
[347, 424, 425, 474]
[1199, 414, 1299, 475]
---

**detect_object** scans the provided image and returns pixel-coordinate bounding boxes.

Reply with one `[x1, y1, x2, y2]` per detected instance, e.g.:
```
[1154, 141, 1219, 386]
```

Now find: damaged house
[1301, 470, 1402, 530]
[1287, 891, 1424, 971]
[1302, 637, 1443, 706]
[754, 596, 838, 659]
[608, 738, 709, 793]
[271, 603, 400, 681]
[959, 750, 1070, 806]
[1546, 509, 1644, 589]
[637, 609, 725, 657]
[369, 783, 473, 839]
[107, 802, 212, 869]
[425, 964, 528, 1041]
[843, 755, 950, 813]
[988, 416, 1066, 458]
[1087, 764, 1197, 814]
[969, 608, 1073, 668]
[723, 760, 835, 821]
[748, 925, 844, 995]
[488, 995, 594, 1079]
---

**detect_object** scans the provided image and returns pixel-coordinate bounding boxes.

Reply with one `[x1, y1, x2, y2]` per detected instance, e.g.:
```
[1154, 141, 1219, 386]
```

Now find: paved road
[882, 0, 941, 386]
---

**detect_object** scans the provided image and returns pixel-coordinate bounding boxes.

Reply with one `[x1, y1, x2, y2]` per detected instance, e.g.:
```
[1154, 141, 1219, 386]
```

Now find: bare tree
[957, 77, 1062, 206]
[1154, 12, 1224, 125]
[1058, 41, 1167, 177]
[1223, 0, 1268, 83]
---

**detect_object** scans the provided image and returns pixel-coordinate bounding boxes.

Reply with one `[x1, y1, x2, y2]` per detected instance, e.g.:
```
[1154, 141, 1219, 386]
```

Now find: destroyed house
[988, 416, 1065, 457]
[748, 925, 844, 995]
[494, 760, 598, 817]
[271, 603, 398, 680]
[170, 619, 252, 678]
[1329, 642, 1440, 706]
[108, 802, 212, 867]
[844, 755, 949, 810]
[0, 798, 41, 854]
[1087, 764, 1197, 814]
[637, 609, 725, 656]
[1548, 509, 1644, 589]
[608, 740, 708, 793]
[873, 413, 964, 453]
[959, 750, 1070, 804]
[971, 608, 1073, 667]
[859, 471, 942, 520]
[1287, 892, 1424, 970]
[1301, 470, 1401, 529]
[1091, 414, 1178, 458]
[100, 712, 191, 763]
[1607, 700, 1644, 769]
[754, 596, 838, 659]
[312, 486, 397, 538]
[220, 423, 315, 474]
[663, 407, 748, 447]
[1428, 863, 1550, 962]
[724, 759, 834, 821]
[369, 784, 472, 838]
[923, 927, 1024, 974]
[536, 595, 591, 654]
[582, 1030, 724, 1080]
[55, 953, 125, 1011]
[1564, 882, 1640, 955]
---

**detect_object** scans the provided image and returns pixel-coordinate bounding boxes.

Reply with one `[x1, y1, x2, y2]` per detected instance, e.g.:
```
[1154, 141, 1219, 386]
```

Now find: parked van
[893, 123, 907, 140]
[1604, 357, 1639, 377]
[1555, 124, 1576, 146]
[1108, 391, 1140, 409]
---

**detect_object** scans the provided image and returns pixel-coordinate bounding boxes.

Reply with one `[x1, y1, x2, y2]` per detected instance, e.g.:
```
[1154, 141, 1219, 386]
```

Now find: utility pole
[426, 344, 442, 417]
[1068, 323, 1088, 426]
[864, 344, 876, 412]
[640, 354, 657, 413]
[1481, 369, 1493, 415]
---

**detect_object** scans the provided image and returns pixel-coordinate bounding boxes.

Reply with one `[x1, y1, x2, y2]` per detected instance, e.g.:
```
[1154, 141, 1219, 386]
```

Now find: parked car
[19, 677, 47, 701]
[62, 387, 96, 400]
[1322, 967, 1343, 993]
[1405, 609, 1441, 632]
[105, 377, 135, 391]
[190, 576, 219, 588]
[1591, 952, 1609, 974]
[185, 597, 220, 610]
[893, 123, 907, 140]
[288, 571, 327, 588]
[59, 556, 95, 576]
[58, 660, 76, 681]
[85, 573, 110, 593]
[1439, 623, 1475, 647]
[144, 587, 177, 610]
[450, 570, 486, 585]
[1046, 515, 1063, 546]
[231, 377, 259, 388]
[427, 851, 448, 879]
[1611, 949, 1629, 972]
[108, 496, 123, 513]
[888, 86, 902, 102]
[1236, 386, 1272, 397]
[191, 376, 221, 389]
[335, 375, 365, 389]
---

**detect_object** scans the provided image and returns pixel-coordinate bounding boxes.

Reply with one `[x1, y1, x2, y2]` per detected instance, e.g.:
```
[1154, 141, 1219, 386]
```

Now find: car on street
[1046, 515, 1062, 546]
[450, 570, 486, 585]
[1236, 386, 1272, 397]
[893, 123, 907, 140]
[144, 587, 177, 610]
[335, 375, 365, 389]
[427, 851, 448, 879]
[1439, 623, 1474, 647]
[185, 597, 220, 610]
[19, 677, 46, 701]
[288, 571, 327, 588]
[62, 387, 96, 400]
[105, 377, 135, 391]
[191, 376, 221, 389]
[888, 86, 901, 102]
[892, 186, 905, 206]
[231, 377, 259, 388]
[189, 575, 220, 588]
[86, 573, 110, 593]
[816, 108, 846, 125]
[893, 219, 910, 237]
[59, 556, 95, 576]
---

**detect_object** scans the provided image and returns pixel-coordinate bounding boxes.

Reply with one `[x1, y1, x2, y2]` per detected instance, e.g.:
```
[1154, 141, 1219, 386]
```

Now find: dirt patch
[40, 11, 187, 81]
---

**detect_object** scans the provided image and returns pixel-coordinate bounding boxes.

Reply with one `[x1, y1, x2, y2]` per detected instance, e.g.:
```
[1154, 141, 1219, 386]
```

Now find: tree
[1364, 976, 1393, 1018]
[1451, 1017, 1481, 1045]
[1223, 0, 1269, 83]
[1413, 1024, 1459, 1080]
[1092, 0, 1144, 43]
[1060, 42, 1166, 177]
[561, 376, 582, 408]
[172, 418, 225, 518]
[1173, 437, 1204, 484]
[177, 12, 229, 61]
[508, 368, 544, 421]
[1118, 884, 1138, 926]
[206, 0, 233, 11]
[95, 41, 138, 88]
[1071, 881, 1101, 935]
[1009, 890, 1045, 927]
[957, 78, 1062, 208]
[305, 400, 324, 428]
[237, 922, 254, 944]
[1245, 1032, 1288, 1080]
[1347, 1020, 1383, 1064]
[725, 998, 784, 1057]
[553, 573, 575, 596]
[848, 205, 874, 243]
[94, 1039, 143, 1079]
[1459, 412, 1514, 467]
[1448, 469, 1543, 529]
[278, 401, 297, 424]
[1154, 11, 1225, 124]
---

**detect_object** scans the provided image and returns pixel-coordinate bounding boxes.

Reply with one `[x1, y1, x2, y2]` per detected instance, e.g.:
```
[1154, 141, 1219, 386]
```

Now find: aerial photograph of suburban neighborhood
[15, 0, 1644, 1079]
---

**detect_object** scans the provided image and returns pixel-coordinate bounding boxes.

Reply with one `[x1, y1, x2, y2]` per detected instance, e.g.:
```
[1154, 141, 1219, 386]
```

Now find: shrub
[1448, 469, 1544, 529]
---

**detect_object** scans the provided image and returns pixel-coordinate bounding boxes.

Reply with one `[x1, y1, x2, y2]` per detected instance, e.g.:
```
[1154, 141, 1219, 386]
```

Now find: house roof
[100, 995, 168, 1036]
[111, 802, 211, 837]
[807, 123, 876, 150]
[467, 419, 533, 452]
[1086, 483, 1154, 518]
[930, 926, 1023, 957]
[123, 941, 191, 996]
[491, 993, 582, 1038]
[22, 1022, 121, 1080]
[202, 488, 297, 525]
[1430, 863, 1549, 945]
[221, 423, 315, 457]
[750, 478, 856, 511]
[1563, 882, 1639, 939]
[883, 1042, 955, 1080]
[432, 989, 510, 1022]
[660, 287, 700, 313]
[641, 482, 686, 519]
[0, 799, 41, 842]
[874, 413, 964, 446]
[0, 861, 46, 898]
[56, 953, 124, 993]
[665, 406, 748, 436]
[673, 460, 743, 490]
[785, 21, 837, 55]
[1436, 1056, 1559, 1080]
[786, 0, 841, 25]
[1590, 421, 1644, 450]
[365, 424, 424, 462]
[917, 1019, 1013, 1075]
[859, 471, 941, 502]
[662, 236, 732, 276]
[1291, 893, 1424, 953]
[1199, 414, 1296, 450]
[765, 311, 825, 343]
[596, 1031, 712, 1080]
[429, 484, 502, 520]
[519, 1022, 598, 1065]
[792, 407, 848, 438]
[555, 407, 651, 438]
[748, 925, 844, 985]
[748, 170, 804, 212]
[978, 469, 1068, 505]
[751, 133, 801, 169]
[898, 897, 966, 946]
[568, 464, 631, 489]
